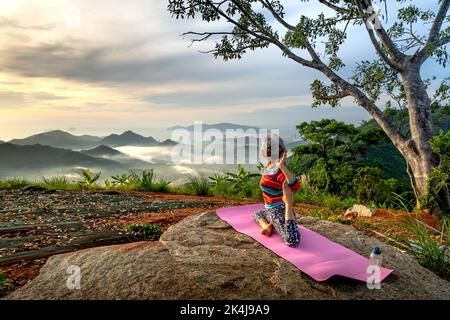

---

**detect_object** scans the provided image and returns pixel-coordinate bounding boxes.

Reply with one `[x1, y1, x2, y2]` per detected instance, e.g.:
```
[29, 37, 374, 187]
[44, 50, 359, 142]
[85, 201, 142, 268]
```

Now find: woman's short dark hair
[261, 134, 286, 158]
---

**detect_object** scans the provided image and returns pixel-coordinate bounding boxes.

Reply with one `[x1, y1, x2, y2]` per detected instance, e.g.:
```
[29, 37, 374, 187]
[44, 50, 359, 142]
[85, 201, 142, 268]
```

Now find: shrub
[209, 173, 232, 197]
[151, 179, 171, 193]
[224, 164, 260, 192]
[127, 224, 163, 240]
[353, 167, 400, 205]
[139, 169, 155, 191]
[322, 194, 346, 211]
[186, 175, 211, 196]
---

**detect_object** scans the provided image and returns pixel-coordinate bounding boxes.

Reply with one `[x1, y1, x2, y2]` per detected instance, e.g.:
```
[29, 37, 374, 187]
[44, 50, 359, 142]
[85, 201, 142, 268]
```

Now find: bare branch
[318, 0, 350, 14]
[258, 0, 295, 31]
[315, 91, 350, 101]
[182, 31, 237, 47]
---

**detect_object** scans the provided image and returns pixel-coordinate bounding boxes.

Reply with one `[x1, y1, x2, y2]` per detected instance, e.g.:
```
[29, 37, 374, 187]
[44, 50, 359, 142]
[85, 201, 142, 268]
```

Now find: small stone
[345, 204, 376, 217]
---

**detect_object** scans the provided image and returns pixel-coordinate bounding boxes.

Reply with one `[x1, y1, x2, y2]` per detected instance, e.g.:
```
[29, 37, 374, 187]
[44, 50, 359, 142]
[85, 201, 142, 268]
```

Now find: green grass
[407, 216, 450, 281]
[0, 178, 33, 190]
[41, 176, 78, 190]
[309, 209, 353, 225]
[293, 189, 352, 211]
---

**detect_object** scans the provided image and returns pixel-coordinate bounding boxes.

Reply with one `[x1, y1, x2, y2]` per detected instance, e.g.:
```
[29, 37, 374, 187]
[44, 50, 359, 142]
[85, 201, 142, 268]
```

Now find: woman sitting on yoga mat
[253, 134, 301, 248]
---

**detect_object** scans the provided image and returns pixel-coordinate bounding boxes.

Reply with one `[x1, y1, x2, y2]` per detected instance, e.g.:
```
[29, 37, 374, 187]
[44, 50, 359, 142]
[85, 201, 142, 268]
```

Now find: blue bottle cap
[373, 246, 381, 255]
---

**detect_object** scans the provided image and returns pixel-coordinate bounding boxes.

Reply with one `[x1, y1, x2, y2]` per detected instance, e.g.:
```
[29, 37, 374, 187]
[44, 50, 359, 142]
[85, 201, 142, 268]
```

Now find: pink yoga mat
[216, 204, 394, 282]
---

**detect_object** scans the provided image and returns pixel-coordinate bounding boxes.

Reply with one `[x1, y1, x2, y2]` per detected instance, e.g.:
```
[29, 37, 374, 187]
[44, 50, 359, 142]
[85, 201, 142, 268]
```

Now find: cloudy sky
[0, 0, 447, 140]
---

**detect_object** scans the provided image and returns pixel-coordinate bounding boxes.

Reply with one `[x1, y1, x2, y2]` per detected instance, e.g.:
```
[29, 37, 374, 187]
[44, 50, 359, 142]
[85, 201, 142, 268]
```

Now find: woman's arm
[282, 180, 295, 221]
[278, 151, 300, 191]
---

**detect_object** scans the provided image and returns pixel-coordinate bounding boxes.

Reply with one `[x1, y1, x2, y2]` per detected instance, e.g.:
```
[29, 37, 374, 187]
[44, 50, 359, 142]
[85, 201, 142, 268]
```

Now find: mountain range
[0, 143, 123, 173]
[8, 130, 177, 149]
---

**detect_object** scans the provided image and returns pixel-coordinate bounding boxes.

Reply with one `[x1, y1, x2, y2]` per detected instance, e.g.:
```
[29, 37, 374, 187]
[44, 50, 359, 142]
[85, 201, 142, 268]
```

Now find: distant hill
[168, 122, 260, 132]
[99, 130, 159, 147]
[80, 145, 124, 158]
[159, 139, 178, 146]
[0, 143, 123, 173]
[79, 145, 153, 168]
[7, 130, 177, 149]
[8, 130, 102, 149]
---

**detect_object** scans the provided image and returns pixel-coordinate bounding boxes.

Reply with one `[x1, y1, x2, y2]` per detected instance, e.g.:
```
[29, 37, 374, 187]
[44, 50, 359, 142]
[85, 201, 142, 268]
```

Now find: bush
[186, 175, 211, 196]
[209, 173, 232, 197]
[151, 179, 171, 193]
[127, 224, 163, 240]
[139, 169, 155, 191]
[353, 167, 400, 205]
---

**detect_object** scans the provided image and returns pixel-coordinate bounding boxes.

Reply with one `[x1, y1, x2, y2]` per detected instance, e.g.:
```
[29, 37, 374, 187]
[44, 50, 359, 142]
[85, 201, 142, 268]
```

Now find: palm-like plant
[225, 165, 260, 191]
[79, 169, 101, 188]
[209, 173, 229, 186]
[111, 173, 134, 186]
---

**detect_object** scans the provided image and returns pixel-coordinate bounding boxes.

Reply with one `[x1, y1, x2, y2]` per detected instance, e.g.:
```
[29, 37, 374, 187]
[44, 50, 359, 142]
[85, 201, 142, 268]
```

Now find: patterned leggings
[253, 203, 301, 248]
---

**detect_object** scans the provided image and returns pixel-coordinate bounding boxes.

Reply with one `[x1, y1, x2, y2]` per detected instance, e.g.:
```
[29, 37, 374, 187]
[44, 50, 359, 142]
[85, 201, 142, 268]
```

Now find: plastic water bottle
[369, 246, 382, 267]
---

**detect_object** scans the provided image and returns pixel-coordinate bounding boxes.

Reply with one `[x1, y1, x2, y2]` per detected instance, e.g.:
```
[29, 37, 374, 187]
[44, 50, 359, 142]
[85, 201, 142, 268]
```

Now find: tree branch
[364, 23, 403, 71]
[426, 0, 450, 45]
[182, 31, 238, 47]
[318, 0, 350, 14]
[415, 0, 450, 62]
[258, 0, 295, 31]
[357, 1, 406, 65]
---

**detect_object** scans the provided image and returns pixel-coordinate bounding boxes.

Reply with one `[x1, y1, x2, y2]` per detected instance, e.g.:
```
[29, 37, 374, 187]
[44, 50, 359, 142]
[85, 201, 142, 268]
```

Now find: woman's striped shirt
[259, 166, 300, 208]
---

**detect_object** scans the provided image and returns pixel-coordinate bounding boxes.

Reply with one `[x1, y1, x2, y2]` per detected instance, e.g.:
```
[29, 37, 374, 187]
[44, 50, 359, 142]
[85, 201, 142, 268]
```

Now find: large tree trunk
[401, 61, 450, 218]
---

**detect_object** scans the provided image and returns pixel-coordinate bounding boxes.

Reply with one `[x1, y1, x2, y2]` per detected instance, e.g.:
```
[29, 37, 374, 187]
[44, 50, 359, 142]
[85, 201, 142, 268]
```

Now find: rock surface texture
[5, 211, 450, 300]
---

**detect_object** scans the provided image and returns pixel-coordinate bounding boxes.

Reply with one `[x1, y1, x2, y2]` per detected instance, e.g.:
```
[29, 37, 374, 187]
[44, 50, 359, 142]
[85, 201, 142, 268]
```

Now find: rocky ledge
[5, 211, 450, 300]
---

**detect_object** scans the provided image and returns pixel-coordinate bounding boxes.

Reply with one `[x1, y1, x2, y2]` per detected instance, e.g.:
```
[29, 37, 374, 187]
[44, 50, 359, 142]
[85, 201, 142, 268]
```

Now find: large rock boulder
[5, 211, 450, 300]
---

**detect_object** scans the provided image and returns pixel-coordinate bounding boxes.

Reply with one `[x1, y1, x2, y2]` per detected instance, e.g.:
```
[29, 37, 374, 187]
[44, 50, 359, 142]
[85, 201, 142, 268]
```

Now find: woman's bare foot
[261, 223, 274, 236]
